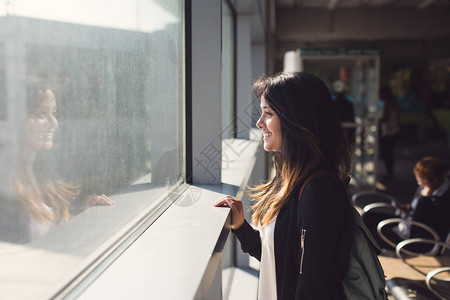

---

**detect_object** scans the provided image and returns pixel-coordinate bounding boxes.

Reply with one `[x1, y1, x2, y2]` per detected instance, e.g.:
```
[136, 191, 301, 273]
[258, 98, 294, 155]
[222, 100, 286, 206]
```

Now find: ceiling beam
[276, 0, 296, 6]
[418, 0, 437, 9]
[328, 0, 340, 10]
[294, 0, 305, 7]
[370, 0, 396, 7]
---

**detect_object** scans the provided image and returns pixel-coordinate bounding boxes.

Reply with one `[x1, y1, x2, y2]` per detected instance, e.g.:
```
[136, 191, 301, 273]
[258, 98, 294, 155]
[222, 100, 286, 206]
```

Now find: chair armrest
[351, 190, 398, 208]
[362, 202, 396, 216]
[426, 267, 450, 300]
[396, 238, 450, 257]
[377, 218, 441, 254]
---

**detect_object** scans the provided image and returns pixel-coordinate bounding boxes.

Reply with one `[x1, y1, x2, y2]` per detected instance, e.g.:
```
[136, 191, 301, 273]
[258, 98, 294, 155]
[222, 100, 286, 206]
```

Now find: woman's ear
[344, 175, 351, 189]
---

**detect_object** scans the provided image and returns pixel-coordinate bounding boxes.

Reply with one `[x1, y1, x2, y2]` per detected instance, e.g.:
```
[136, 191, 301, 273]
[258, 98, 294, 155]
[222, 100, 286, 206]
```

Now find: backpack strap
[298, 170, 330, 201]
[298, 171, 383, 255]
[352, 207, 383, 255]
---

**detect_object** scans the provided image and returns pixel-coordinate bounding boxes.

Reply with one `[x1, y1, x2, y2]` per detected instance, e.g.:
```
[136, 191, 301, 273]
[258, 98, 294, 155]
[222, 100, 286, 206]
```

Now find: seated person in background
[406, 157, 450, 241]
[363, 156, 450, 251]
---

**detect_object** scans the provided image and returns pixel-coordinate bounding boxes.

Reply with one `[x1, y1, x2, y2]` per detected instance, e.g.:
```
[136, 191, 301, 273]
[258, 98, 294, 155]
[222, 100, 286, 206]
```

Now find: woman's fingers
[214, 197, 230, 207]
[99, 194, 115, 205]
[213, 196, 245, 229]
[87, 194, 115, 206]
[214, 196, 239, 207]
[225, 196, 245, 230]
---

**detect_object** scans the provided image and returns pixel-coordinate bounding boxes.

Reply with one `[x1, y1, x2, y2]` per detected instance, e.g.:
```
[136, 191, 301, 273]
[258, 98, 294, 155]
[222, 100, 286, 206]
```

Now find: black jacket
[408, 180, 450, 241]
[234, 175, 353, 299]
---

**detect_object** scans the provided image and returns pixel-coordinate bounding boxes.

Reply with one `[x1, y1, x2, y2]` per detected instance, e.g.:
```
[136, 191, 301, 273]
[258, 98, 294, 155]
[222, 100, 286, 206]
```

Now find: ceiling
[276, 0, 450, 10]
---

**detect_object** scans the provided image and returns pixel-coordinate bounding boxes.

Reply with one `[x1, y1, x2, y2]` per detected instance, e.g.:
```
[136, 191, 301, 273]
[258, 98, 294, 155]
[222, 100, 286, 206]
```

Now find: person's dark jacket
[234, 175, 354, 299]
[408, 180, 450, 241]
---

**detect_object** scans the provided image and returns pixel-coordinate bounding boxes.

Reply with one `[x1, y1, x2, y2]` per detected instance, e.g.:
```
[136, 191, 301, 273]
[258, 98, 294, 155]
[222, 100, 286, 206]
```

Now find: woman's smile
[256, 97, 281, 152]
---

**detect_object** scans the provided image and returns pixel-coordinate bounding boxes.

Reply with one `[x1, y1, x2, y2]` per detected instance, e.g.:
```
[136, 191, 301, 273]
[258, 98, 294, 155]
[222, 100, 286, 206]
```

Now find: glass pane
[0, 0, 184, 298]
[303, 57, 379, 186]
[0, 43, 5, 120]
[221, 0, 236, 139]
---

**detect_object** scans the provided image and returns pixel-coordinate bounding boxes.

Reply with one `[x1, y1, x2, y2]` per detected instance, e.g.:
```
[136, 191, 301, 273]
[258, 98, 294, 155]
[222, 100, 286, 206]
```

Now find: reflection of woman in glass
[0, 79, 113, 243]
[18, 84, 76, 239]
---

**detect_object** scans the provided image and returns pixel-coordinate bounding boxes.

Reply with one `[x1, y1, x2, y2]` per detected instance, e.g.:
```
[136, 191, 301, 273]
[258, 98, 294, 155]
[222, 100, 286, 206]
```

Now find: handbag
[299, 171, 387, 300]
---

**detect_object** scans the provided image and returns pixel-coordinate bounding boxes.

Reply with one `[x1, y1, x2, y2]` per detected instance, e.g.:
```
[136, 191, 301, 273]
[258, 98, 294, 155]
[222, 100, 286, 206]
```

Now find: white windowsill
[77, 185, 232, 300]
[76, 132, 262, 299]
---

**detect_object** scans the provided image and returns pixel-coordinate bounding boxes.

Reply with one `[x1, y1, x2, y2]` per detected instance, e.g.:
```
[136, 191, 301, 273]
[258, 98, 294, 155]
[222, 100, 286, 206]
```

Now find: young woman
[215, 72, 354, 299]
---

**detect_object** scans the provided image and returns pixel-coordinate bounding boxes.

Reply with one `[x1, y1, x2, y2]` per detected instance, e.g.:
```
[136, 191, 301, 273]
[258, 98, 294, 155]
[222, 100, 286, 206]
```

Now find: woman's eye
[31, 112, 45, 119]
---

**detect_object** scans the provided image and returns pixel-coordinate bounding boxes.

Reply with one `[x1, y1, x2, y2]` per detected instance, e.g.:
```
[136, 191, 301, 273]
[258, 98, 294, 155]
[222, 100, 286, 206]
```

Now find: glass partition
[293, 49, 380, 186]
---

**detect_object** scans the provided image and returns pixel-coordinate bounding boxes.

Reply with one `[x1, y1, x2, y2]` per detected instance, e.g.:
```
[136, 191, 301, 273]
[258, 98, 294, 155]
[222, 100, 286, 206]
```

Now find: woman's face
[25, 90, 58, 151]
[415, 173, 426, 187]
[256, 97, 282, 152]
[414, 172, 433, 190]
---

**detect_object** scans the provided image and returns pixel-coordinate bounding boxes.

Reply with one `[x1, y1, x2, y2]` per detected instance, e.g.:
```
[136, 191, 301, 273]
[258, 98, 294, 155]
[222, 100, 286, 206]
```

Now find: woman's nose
[47, 115, 58, 129]
[256, 116, 263, 129]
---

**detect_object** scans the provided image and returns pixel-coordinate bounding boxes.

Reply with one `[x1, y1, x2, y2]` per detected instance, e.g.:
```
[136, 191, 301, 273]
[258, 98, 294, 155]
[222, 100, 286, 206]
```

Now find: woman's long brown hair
[15, 174, 79, 225]
[250, 73, 351, 226]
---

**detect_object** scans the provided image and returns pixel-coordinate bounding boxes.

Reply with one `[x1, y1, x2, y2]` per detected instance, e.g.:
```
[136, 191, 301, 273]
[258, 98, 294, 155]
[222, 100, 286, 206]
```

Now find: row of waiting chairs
[351, 190, 450, 300]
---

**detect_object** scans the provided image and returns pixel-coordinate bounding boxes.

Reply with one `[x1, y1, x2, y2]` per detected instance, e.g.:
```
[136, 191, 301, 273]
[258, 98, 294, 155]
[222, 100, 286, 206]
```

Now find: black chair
[377, 219, 450, 300]
[354, 190, 450, 299]
[351, 190, 397, 209]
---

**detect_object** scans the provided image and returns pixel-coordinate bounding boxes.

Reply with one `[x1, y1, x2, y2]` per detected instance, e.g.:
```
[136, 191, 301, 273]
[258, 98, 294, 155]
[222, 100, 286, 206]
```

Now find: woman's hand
[86, 194, 115, 206]
[214, 196, 245, 230]
[420, 186, 432, 197]
[397, 203, 411, 215]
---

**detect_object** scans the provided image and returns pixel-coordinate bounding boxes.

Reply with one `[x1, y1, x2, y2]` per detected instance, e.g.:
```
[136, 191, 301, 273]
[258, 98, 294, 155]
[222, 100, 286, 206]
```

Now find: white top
[258, 217, 278, 300]
[29, 204, 53, 240]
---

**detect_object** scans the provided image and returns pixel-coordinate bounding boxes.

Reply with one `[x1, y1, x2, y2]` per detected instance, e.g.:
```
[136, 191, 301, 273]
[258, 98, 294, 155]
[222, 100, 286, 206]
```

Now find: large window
[0, 0, 184, 298]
